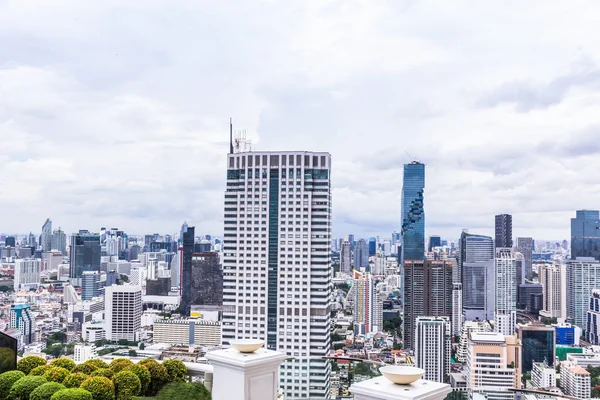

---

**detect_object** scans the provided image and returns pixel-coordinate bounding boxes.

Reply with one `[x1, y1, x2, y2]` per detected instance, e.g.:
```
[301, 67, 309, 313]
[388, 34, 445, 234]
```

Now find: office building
[587, 290, 600, 345]
[187, 252, 222, 316]
[146, 277, 171, 296]
[560, 361, 591, 399]
[81, 271, 101, 300]
[518, 324, 555, 373]
[459, 232, 495, 321]
[353, 273, 382, 335]
[153, 318, 221, 346]
[404, 260, 452, 350]
[51, 228, 67, 255]
[41, 218, 52, 251]
[105, 285, 142, 341]
[69, 230, 101, 286]
[555, 323, 580, 346]
[13, 258, 41, 291]
[452, 283, 463, 336]
[518, 283, 543, 312]
[428, 235, 441, 252]
[368, 237, 377, 256]
[495, 214, 513, 248]
[516, 237, 533, 279]
[222, 150, 332, 399]
[531, 362, 556, 389]
[180, 227, 195, 316]
[10, 303, 35, 346]
[465, 331, 521, 398]
[5, 236, 15, 247]
[495, 248, 517, 336]
[340, 239, 351, 274]
[566, 258, 600, 329]
[401, 161, 425, 262]
[353, 239, 369, 270]
[414, 316, 450, 383]
[539, 261, 566, 320]
[571, 210, 600, 260]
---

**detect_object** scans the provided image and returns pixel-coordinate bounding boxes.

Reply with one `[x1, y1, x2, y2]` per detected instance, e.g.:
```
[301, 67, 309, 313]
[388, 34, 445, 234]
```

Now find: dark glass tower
[571, 210, 600, 260]
[180, 226, 195, 316]
[69, 230, 101, 285]
[495, 214, 513, 248]
[401, 161, 425, 262]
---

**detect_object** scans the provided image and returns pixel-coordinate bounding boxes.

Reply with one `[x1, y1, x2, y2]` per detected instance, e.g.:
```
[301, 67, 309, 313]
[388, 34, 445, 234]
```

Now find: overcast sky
[2, 0, 599, 242]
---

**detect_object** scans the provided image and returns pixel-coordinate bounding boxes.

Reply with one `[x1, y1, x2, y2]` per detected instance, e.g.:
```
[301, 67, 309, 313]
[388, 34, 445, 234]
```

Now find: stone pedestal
[350, 376, 451, 400]
[206, 347, 288, 400]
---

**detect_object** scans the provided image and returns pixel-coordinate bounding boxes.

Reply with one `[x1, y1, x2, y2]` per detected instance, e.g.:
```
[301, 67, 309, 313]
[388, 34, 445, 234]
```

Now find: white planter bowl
[229, 339, 265, 353]
[379, 366, 425, 384]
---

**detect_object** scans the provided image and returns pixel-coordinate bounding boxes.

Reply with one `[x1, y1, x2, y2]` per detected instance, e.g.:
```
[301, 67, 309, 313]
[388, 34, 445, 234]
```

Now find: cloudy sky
[2, 0, 599, 242]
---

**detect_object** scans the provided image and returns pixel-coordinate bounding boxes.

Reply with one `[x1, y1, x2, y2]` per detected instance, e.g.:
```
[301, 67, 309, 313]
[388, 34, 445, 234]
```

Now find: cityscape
[3, 2, 600, 400]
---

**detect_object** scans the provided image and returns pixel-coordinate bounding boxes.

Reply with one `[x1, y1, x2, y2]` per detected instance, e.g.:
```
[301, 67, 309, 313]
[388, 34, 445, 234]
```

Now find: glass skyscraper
[401, 161, 425, 262]
[571, 210, 600, 260]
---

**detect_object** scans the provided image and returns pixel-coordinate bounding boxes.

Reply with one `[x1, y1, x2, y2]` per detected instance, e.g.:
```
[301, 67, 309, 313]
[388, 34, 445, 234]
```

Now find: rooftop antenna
[404, 150, 422, 164]
[229, 118, 234, 154]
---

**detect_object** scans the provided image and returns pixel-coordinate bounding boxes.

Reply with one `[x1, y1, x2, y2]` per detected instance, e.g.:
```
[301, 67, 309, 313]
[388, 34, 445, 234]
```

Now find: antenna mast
[229, 118, 234, 154]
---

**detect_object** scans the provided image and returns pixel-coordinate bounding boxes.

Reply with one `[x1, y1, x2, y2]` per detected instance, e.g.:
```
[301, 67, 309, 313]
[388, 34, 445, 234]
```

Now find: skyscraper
[353, 239, 369, 270]
[340, 239, 351, 274]
[495, 214, 513, 248]
[368, 237, 377, 256]
[104, 285, 142, 341]
[414, 316, 451, 383]
[460, 232, 495, 321]
[495, 248, 517, 336]
[51, 228, 67, 255]
[403, 259, 453, 350]
[41, 218, 52, 251]
[188, 252, 222, 316]
[222, 150, 332, 399]
[539, 261, 566, 320]
[13, 259, 41, 292]
[353, 273, 382, 335]
[81, 271, 101, 300]
[571, 210, 600, 260]
[180, 226, 195, 316]
[566, 258, 600, 328]
[69, 230, 101, 286]
[428, 235, 441, 252]
[517, 237, 533, 279]
[401, 161, 425, 262]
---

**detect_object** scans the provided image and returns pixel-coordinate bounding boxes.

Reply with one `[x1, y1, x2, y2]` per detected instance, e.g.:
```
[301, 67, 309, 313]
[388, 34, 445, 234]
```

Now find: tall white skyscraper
[495, 248, 517, 336]
[104, 285, 142, 341]
[223, 150, 332, 399]
[452, 282, 463, 336]
[539, 260, 566, 320]
[414, 316, 451, 383]
[340, 239, 351, 274]
[353, 273, 383, 334]
[567, 258, 600, 328]
[13, 258, 41, 291]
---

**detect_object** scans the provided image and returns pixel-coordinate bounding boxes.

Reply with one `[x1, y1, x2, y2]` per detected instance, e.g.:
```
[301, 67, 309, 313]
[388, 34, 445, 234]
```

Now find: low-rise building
[531, 362, 556, 389]
[560, 361, 591, 400]
[153, 318, 221, 346]
[74, 344, 98, 363]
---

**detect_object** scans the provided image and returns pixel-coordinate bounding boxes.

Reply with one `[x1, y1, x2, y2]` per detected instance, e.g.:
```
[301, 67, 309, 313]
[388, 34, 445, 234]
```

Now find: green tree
[142, 362, 169, 396]
[8, 375, 48, 400]
[50, 388, 93, 400]
[49, 359, 75, 371]
[151, 382, 211, 400]
[128, 350, 137, 357]
[30, 366, 52, 376]
[353, 363, 374, 377]
[43, 367, 70, 383]
[30, 382, 66, 400]
[16, 356, 47, 375]
[62, 373, 89, 388]
[112, 371, 141, 400]
[0, 370, 25, 399]
[162, 360, 187, 383]
[46, 333, 66, 347]
[139, 343, 145, 350]
[80, 376, 115, 400]
[109, 359, 133, 374]
[123, 365, 150, 395]
[72, 364, 98, 375]
[91, 369, 114, 379]
[85, 360, 109, 370]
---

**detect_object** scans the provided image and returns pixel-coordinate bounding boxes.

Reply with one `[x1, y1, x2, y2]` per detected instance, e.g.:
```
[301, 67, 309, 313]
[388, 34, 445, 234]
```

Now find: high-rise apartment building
[587, 290, 600, 345]
[539, 261, 566, 320]
[41, 218, 52, 251]
[105, 285, 142, 341]
[401, 161, 425, 262]
[353, 273, 382, 335]
[460, 232, 495, 322]
[571, 210, 600, 260]
[222, 151, 332, 399]
[13, 258, 41, 291]
[69, 230, 101, 286]
[495, 214, 513, 248]
[452, 282, 463, 336]
[353, 239, 369, 270]
[414, 316, 450, 383]
[10, 303, 35, 346]
[495, 248, 517, 336]
[560, 361, 591, 399]
[81, 271, 101, 300]
[403, 259, 452, 350]
[516, 237, 533, 279]
[51, 228, 67, 255]
[567, 258, 600, 329]
[340, 239, 351, 274]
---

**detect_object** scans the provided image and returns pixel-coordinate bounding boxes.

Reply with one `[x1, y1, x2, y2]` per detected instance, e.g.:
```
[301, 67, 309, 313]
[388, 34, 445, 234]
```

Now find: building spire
[229, 118, 234, 154]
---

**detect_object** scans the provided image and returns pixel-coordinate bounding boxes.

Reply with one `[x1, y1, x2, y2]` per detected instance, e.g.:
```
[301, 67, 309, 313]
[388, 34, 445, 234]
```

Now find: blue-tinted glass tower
[401, 162, 425, 262]
[368, 237, 377, 256]
[571, 210, 600, 260]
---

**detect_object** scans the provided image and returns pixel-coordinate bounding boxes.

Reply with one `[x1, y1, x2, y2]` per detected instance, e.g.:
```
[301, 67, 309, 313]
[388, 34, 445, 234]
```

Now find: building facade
[340, 239, 351, 274]
[566, 258, 600, 329]
[353, 273, 382, 335]
[104, 285, 142, 341]
[571, 210, 600, 260]
[401, 161, 425, 262]
[353, 239, 369, 270]
[560, 361, 591, 399]
[69, 230, 101, 286]
[459, 232, 495, 321]
[414, 316, 450, 383]
[531, 362, 556, 389]
[81, 271, 101, 301]
[494, 214, 513, 248]
[539, 261, 566, 320]
[41, 218, 52, 252]
[516, 237, 533, 279]
[9, 304, 35, 346]
[153, 318, 221, 346]
[495, 248, 517, 336]
[587, 290, 600, 345]
[13, 258, 41, 291]
[518, 324, 555, 373]
[222, 151, 332, 399]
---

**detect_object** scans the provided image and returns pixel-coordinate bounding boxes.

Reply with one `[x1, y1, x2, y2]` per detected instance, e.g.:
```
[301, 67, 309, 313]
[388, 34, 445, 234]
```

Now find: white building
[495, 248, 517, 336]
[340, 239, 351, 275]
[457, 321, 490, 363]
[129, 265, 147, 287]
[539, 261, 566, 320]
[414, 316, 450, 383]
[531, 362, 556, 389]
[452, 283, 463, 336]
[14, 258, 41, 291]
[353, 273, 382, 335]
[222, 151, 332, 400]
[10, 303, 36, 346]
[560, 361, 591, 399]
[74, 344, 98, 363]
[153, 318, 221, 346]
[104, 285, 142, 341]
[567, 257, 600, 329]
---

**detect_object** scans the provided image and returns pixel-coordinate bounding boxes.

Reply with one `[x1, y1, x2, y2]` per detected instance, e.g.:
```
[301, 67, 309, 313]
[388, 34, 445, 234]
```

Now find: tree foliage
[90, 369, 114, 379]
[108, 360, 133, 374]
[29, 382, 66, 400]
[29, 366, 52, 377]
[0, 370, 25, 399]
[122, 365, 150, 395]
[142, 362, 168, 396]
[151, 382, 211, 400]
[49, 359, 75, 371]
[43, 367, 70, 383]
[50, 388, 93, 400]
[72, 364, 98, 375]
[80, 377, 115, 400]
[112, 371, 141, 400]
[162, 360, 187, 383]
[7, 375, 47, 400]
[85, 360, 109, 370]
[62, 373, 89, 388]
[16, 356, 47, 375]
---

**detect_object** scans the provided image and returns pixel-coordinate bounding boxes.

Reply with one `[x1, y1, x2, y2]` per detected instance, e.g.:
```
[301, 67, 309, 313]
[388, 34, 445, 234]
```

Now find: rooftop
[470, 331, 506, 343]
